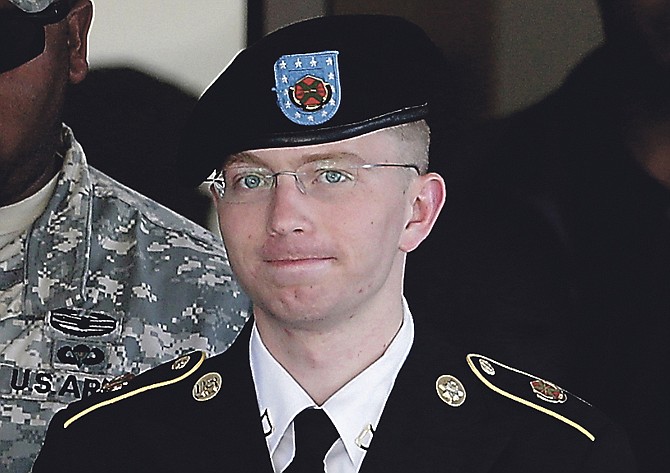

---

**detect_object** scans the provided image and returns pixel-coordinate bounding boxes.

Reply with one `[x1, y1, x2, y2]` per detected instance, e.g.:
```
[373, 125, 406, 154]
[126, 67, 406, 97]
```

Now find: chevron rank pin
[274, 51, 340, 125]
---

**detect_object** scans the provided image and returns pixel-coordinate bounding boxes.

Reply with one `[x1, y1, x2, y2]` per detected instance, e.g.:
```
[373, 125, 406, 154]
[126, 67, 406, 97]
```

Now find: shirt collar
[0, 170, 59, 242]
[22, 125, 93, 313]
[250, 298, 414, 471]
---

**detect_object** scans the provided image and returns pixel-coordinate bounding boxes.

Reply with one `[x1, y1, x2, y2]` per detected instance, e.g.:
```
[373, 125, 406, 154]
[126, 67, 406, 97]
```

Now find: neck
[623, 112, 670, 190]
[0, 135, 65, 207]
[609, 48, 670, 189]
[255, 294, 405, 405]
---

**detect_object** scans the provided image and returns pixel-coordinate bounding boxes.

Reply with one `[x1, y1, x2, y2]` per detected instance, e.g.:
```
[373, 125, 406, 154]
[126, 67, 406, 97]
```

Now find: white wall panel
[87, 0, 246, 95]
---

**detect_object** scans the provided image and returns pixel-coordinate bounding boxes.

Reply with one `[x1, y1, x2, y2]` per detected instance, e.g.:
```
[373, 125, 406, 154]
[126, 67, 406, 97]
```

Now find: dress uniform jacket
[0, 126, 249, 471]
[34, 317, 636, 473]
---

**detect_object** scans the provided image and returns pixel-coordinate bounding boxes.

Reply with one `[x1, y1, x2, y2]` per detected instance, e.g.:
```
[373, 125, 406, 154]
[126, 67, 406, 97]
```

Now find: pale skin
[628, 119, 670, 188]
[598, 0, 670, 188]
[213, 128, 446, 404]
[0, 0, 92, 206]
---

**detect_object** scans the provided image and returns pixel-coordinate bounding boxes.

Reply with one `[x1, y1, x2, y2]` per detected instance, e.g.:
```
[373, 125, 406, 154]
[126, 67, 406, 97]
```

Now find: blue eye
[241, 174, 264, 189]
[227, 169, 272, 191]
[316, 169, 353, 184]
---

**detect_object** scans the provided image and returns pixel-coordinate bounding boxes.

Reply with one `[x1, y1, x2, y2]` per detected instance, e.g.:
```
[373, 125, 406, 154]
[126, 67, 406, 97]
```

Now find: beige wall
[88, 0, 246, 95]
[494, 0, 603, 115]
[263, 0, 605, 118]
[88, 1, 604, 116]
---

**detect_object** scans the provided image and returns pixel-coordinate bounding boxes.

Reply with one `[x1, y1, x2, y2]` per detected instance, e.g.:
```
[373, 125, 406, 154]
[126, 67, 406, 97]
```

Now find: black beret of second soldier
[178, 15, 446, 186]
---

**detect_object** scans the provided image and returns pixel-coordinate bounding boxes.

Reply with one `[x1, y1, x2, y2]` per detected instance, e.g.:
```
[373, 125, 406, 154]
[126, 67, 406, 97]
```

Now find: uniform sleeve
[32, 409, 81, 473]
[581, 422, 638, 473]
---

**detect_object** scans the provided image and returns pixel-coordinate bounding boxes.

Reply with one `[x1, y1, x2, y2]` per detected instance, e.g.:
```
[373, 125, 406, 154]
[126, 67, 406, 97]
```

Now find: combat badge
[48, 308, 118, 337]
[530, 379, 567, 404]
[436, 374, 466, 407]
[274, 51, 340, 125]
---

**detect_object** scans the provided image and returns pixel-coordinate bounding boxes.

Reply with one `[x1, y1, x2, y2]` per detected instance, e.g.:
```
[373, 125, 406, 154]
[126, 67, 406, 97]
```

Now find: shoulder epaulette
[466, 354, 595, 441]
[63, 350, 206, 429]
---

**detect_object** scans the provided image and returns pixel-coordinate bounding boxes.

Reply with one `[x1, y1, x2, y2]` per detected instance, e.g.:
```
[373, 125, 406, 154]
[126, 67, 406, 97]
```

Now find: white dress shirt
[250, 299, 414, 473]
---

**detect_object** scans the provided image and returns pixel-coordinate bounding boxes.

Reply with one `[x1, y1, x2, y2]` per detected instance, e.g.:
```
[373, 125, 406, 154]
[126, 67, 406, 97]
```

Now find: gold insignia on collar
[172, 356, 190, 371]
[436, 375, 466, 407]
[192, 372, 222, 402]
[355, 423, 375, 450]
[479, 359, 496, 375]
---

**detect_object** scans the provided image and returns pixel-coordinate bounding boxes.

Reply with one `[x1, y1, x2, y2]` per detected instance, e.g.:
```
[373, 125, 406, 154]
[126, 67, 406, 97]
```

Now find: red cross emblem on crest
[289, 75, 333, 111]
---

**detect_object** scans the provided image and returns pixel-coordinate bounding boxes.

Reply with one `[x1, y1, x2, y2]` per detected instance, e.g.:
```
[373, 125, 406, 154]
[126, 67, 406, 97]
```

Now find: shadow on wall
[64, 67, 211, 228]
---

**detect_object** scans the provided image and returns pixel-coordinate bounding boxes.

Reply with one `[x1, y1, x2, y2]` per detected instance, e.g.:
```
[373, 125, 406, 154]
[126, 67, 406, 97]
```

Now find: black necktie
[284, 408, 339, 473]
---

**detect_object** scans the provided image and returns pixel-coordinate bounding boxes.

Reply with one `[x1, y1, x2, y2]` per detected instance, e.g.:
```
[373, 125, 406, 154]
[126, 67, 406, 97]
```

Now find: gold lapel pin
[436, 375, 466, 407]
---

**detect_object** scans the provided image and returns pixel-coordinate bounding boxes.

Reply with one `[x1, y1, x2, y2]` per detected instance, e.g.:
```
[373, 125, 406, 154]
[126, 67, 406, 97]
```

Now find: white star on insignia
[295, 59, 302, 68]
[328, 72, 335, 80]
[326, 58, 333, 66]
[294, 111, 301, 118]
[279, 60, 287, 69]
[329, 98, 336, 106]
[285, 100, 291, 108]
[281, 75, 288, 83]
[310, 57, 317, 67]
[322, 110, 328, 116]
[307, 115, 314, 122]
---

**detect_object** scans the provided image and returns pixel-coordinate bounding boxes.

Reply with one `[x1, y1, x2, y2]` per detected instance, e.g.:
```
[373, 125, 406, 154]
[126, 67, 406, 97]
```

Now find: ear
[399, 172, 446, 253]
[66, 0, 93, 85]
[208, 183, 222, 203]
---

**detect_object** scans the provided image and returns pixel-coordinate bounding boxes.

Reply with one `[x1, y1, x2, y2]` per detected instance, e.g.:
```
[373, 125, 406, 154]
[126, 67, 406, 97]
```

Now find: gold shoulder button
[64, 351, 206, 429]
[466, 354, 595, 441]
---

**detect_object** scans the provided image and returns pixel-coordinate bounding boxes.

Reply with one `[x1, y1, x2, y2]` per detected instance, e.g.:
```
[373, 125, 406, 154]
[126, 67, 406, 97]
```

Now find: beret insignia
[274, 51, 340, 125]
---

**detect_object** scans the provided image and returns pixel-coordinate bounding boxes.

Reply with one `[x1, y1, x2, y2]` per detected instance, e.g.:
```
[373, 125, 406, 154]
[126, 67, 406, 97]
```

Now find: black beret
[178, 15, 446, 186]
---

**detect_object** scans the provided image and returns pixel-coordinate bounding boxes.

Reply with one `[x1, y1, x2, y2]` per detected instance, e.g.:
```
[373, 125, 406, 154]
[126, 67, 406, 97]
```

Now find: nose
[266, 174, 313, 236]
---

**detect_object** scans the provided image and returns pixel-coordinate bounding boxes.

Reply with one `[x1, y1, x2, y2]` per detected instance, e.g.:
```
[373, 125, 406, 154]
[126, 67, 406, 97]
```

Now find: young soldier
[34, 15, 636, 473]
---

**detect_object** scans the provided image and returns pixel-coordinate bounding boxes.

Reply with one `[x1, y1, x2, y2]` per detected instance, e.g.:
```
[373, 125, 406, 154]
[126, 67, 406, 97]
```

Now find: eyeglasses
[0, 1, 71, 74]
[206, 158, 420, 204]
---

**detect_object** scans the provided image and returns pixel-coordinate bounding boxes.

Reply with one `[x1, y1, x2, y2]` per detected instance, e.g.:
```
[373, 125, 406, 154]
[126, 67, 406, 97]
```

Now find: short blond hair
[386, 120, 430, 174]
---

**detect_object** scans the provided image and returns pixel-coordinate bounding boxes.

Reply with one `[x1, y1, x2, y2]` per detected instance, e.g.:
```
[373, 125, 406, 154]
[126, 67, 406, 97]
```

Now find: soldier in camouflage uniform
[0, 0, 249, 470]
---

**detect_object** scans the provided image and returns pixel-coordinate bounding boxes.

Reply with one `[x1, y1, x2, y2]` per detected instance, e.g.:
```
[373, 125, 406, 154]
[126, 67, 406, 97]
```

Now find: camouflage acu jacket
[0, 127, 249, 471]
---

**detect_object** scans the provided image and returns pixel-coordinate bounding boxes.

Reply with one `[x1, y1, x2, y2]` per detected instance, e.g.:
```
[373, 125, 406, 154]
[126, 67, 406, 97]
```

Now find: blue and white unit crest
[273, 50, 340, 126]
